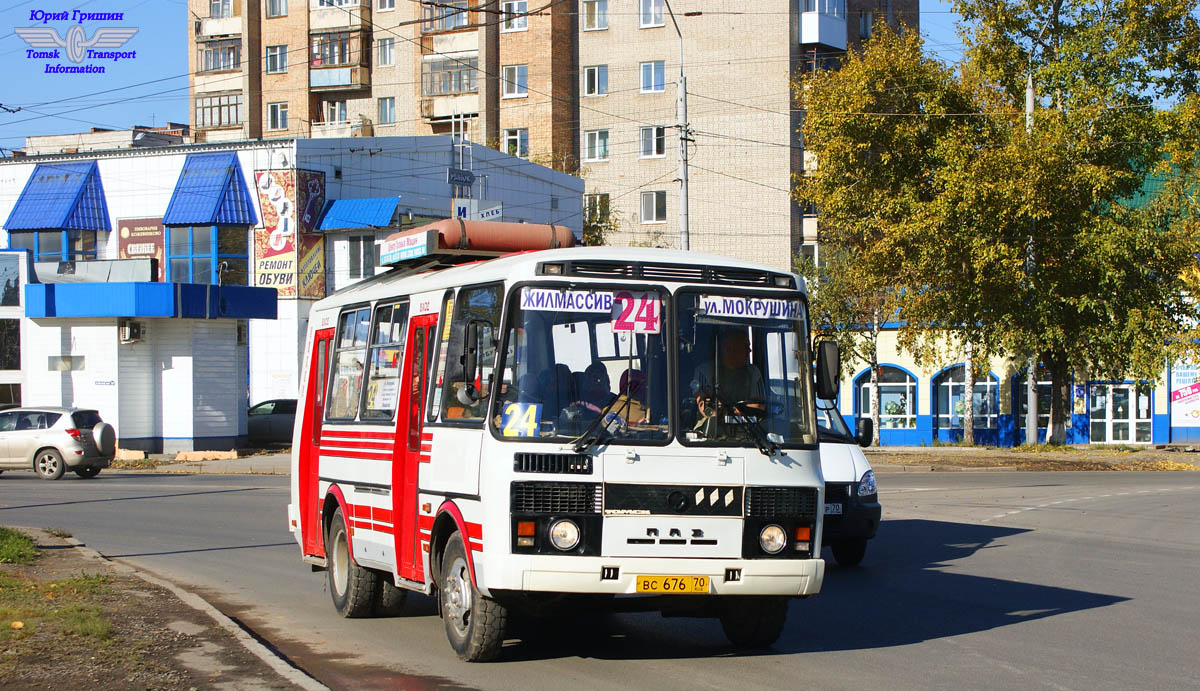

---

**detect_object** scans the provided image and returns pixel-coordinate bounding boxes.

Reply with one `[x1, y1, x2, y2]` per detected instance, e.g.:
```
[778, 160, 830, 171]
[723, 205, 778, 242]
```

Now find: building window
[583, 65, 608, 96]
[640, 190, 666, 224]
[266, 0, 287, 17]
[933, 365, 999, 431]
[264, 45, 288, 73]
[584, 193, 610, 223]
[166, 225, 249, 285]
[210, 0, 231, 18]
[323, 100, 348, 123]
[583, 130, 609, 162]
[421, 56, 478, 95]
[856, 366, 917, 429]
[195, 93, 242, 127]
[860, 10, 873, 38]
[503, 128, 529, 158]
[6, 230, 96, 262]
[640, 125, 666, 158]
[501, 1, 527, 31]
[803, 0, 845, 18]
[640, 60, 665, 93]
[312, 32, 354, 67]
[378, 97, 395, 124]
[640, 0, 663, 27]
[318, 0, 360, 6]
[378, 0, 395, 9]
[198, 39, 240, 72]
[422, 0, 469, 32]
[376, 37, 394, 66]
[502, 64, 528, 97]
[583, 0, 607, 30]
[267, 102, 289, 130]
[347, 235, 377, 280]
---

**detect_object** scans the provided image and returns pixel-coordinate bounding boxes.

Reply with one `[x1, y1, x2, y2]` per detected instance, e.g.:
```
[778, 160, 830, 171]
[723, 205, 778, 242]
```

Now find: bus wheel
[327, 507, 378, 618]
[439, 532, 507, 661]
[719, 596, 788, 649]
[374, 577, 408, 617]
[831, 538, 868, 567]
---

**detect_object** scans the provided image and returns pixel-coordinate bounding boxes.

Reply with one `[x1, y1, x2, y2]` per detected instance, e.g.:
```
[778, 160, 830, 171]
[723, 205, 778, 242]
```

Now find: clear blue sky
[0, 0, 963, 152]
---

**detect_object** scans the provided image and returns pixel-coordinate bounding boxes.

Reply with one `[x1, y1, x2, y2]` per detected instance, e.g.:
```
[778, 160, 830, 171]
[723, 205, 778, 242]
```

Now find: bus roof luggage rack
[379, 218, 576, 276]
[542, 259, 795, 289]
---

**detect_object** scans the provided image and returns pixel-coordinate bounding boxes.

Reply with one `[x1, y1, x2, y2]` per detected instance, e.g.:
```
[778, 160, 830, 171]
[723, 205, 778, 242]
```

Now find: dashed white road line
[982, 486, 1197, 522]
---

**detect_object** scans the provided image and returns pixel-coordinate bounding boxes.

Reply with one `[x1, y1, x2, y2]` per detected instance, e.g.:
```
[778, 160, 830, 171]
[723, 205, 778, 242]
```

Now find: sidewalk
[125, 452, 292, 475]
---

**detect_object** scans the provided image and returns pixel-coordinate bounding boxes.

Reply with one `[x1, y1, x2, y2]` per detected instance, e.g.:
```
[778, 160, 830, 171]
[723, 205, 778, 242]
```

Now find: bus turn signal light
[794, 526, 811, 541]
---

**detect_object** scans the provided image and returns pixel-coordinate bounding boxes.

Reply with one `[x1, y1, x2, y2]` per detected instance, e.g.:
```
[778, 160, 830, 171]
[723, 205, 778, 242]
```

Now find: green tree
[796, 15, 1200, 446]
[951, 0, 1200, 442]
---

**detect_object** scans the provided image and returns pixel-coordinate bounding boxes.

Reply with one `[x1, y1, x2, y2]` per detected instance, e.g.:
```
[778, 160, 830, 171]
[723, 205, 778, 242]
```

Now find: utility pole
[1024, 71, 1038, 443]
[664, 0, 692, 251]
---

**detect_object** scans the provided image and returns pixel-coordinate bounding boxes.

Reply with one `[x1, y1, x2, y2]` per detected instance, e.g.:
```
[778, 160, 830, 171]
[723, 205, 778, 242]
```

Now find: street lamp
[663, 0, 698, 251]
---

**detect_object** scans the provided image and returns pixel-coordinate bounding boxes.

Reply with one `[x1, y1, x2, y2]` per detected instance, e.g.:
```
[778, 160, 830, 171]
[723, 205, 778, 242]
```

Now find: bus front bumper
[482, 555, 825, 598]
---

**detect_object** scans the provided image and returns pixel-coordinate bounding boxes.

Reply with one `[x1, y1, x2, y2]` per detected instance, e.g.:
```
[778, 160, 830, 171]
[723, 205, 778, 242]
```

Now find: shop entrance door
[1089, 384, 1151, 444]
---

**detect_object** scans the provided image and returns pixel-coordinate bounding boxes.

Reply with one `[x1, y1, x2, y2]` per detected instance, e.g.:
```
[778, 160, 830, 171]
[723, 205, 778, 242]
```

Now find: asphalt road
[2, 469, 1198, 690]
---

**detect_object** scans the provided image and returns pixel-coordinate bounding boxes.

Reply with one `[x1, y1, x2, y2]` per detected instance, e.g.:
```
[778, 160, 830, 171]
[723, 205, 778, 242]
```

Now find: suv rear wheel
[34, 449, 65, 481]
[74, 466, 101, 479]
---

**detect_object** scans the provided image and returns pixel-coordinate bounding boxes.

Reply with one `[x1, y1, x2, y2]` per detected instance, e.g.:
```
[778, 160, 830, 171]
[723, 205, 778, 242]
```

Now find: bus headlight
[549, 519, 581, 551]
[759, 524, 787, 554]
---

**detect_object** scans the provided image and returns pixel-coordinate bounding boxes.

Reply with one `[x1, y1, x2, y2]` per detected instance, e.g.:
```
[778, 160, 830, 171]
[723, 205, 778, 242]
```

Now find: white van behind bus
[816, 400, 879, 566]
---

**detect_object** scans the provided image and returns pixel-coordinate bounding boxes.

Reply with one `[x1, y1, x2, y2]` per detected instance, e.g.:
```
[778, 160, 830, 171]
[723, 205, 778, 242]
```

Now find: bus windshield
[490, 284, 671, 443]
[676, 290, 817, 448]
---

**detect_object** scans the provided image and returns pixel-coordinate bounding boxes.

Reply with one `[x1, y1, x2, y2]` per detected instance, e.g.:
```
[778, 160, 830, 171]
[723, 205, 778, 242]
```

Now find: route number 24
[612, 291, 661, 334]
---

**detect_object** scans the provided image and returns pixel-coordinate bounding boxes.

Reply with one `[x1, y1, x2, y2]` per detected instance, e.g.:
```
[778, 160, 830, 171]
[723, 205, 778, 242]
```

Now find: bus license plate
[635, 575, 709, 594]
[824, 503, 843, 515]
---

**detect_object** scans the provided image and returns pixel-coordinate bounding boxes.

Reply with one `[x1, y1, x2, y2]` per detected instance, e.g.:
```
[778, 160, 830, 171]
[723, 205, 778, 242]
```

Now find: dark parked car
[248, 399, 297, 445]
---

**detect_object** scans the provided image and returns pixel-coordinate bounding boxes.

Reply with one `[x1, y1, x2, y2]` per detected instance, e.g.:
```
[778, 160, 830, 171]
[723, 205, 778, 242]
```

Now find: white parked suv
[0, 407, 116, 480]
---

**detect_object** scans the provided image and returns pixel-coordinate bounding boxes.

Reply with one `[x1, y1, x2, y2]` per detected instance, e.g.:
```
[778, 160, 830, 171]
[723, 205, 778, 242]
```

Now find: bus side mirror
[856, 417, 873, 448]
[814, 340, 839, 400]
[458, 320, 481, 404]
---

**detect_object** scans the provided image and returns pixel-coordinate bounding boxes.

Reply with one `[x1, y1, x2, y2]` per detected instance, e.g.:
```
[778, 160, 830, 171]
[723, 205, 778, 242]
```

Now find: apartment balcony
[800, 0, 846, 50]
[310, 65, 370, 91]
[311, 117, 374, 138]
[198, 16, 241, 37]
[310, 0, 370, 31]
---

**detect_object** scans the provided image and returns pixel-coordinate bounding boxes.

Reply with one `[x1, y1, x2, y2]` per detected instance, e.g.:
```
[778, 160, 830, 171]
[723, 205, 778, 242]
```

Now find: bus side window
[438, 283, 503, 423]
[327, 306, 371, 421]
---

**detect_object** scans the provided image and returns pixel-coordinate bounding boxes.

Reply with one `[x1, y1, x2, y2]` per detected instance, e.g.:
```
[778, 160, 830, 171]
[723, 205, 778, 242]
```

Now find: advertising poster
[255, 170, 298, 296]
[296, 170, 326, 299]
[116, 217, 164, 281]
[1171, 360, 1200, 427]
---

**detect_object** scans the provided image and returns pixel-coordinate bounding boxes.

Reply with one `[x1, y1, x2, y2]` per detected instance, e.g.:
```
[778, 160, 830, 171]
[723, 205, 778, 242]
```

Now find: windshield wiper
[571, 392, 625, 453]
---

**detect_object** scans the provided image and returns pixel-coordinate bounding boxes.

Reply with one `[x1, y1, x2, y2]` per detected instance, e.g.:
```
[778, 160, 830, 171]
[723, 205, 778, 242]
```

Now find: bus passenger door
[301, 328, 334, 557]
[396, 314, 437, 581]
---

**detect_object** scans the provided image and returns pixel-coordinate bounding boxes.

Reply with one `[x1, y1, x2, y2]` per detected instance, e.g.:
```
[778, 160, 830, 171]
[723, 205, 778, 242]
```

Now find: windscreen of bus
[676, 290, 817, 448]
[490, 285, 670, 443]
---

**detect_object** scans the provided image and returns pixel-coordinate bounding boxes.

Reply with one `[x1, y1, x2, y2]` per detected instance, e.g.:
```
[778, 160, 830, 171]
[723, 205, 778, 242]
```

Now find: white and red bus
[289, 220, 840, 661]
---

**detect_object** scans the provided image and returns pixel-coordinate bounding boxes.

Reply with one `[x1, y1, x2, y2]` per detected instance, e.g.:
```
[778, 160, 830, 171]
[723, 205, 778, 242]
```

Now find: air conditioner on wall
[119, 320, 143, 343]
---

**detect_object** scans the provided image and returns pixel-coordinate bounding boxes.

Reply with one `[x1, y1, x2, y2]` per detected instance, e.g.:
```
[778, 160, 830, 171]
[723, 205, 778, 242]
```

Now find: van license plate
[635, 575, 709, 594]
[824, 503, 843, 515]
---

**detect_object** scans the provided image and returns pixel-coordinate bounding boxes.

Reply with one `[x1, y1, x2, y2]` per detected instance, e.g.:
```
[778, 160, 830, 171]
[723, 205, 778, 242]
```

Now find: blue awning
[24, 282, 277, 320]
[4, 161, 110, 232]
[317, 197, 400, 231]
[163, 152, 258, 226]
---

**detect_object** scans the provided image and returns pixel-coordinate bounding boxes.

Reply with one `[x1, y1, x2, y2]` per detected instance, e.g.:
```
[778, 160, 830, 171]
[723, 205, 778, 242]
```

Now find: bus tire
[374, 577, 408, 617]
[831, 538, 868, 567]
[719, 596, 788, 649]
[440, 532, 507, 661]
[326, 507, 378, 618]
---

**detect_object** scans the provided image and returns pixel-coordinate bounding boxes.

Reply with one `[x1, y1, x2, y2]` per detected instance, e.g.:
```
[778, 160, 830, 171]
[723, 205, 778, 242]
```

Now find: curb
[53, 531, 328, 691]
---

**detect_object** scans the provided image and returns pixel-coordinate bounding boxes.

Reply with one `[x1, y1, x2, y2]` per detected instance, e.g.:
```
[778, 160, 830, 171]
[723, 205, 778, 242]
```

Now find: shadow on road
[108, 542, 297, 558]
[0, 485, 272, 511]
[494, 518, 1130, 662]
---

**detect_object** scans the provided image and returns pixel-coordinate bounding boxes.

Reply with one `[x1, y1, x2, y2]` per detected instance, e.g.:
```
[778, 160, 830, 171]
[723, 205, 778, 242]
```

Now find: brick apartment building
[187, 0, 917, 268]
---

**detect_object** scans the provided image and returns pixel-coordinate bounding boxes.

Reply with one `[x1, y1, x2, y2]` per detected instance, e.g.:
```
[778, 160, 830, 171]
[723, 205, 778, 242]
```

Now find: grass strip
[0, 527, 37, 564]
